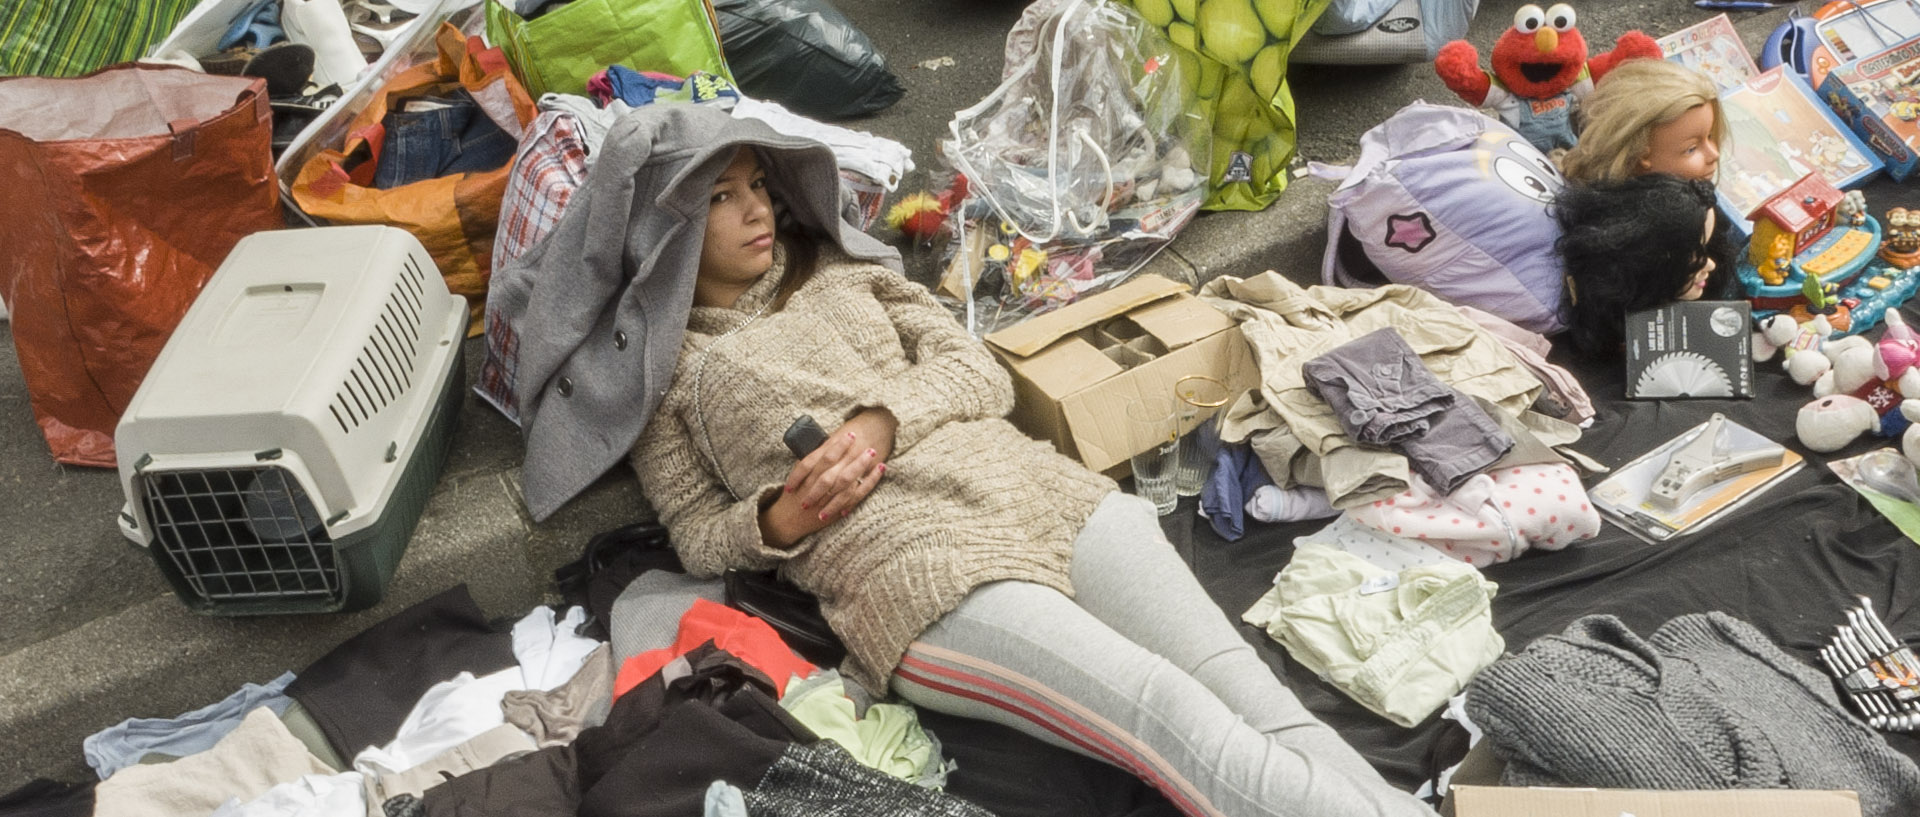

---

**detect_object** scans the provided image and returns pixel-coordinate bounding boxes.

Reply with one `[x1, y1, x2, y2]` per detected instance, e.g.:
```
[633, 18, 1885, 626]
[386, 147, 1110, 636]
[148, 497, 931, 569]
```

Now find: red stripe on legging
[895, 655, 1211, 817]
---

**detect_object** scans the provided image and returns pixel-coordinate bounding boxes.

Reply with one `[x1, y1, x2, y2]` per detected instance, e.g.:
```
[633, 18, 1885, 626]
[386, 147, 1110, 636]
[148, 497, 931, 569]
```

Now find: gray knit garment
[1465, 612, 1920, 817]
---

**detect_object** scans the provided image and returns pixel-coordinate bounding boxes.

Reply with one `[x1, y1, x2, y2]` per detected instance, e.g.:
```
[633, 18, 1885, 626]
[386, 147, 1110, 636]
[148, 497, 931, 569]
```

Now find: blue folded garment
[218, 0, 285, 52]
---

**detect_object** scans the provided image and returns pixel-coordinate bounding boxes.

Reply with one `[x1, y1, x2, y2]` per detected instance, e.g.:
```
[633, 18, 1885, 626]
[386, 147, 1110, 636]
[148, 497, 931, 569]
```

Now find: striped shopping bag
[0, 0, 199, 77]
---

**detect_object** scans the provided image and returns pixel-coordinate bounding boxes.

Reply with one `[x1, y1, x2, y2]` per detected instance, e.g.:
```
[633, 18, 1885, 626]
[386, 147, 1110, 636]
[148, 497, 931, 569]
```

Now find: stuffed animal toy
[1434, 3, 1661, 153]
[1799, 393, 1885, 453]
[886, 174, 972, 244]
[1751, 313, 1800, 363]
[886, 192, 948, 242]
[1754, 313, 1836, 388]
[1790, 312, 1920, 452]
[1903, 409, 1920, 472]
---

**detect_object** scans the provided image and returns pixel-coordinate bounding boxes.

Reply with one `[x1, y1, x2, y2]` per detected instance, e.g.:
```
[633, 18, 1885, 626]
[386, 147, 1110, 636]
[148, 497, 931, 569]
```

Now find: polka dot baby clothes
[1345, 463, 1599, 566]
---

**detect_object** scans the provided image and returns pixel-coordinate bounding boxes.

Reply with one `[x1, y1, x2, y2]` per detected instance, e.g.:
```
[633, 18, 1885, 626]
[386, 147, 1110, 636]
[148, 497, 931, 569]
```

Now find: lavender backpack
[1320, 102, 1568, 334]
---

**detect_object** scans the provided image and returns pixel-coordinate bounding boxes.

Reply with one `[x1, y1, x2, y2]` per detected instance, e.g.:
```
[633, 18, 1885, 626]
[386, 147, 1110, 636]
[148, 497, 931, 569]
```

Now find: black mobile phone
[783, 415, 829, 459]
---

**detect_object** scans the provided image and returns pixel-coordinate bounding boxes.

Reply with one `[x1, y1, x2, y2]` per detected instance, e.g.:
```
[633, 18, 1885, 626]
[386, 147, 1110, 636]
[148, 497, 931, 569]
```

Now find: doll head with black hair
[1556, 173, 1734, 357]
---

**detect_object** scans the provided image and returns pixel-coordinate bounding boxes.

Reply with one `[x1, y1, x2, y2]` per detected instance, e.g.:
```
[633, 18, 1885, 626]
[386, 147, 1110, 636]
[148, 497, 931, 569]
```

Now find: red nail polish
[846, 432, 856, 439]
[841, 510, 848, 518]
[878, 463, 887, 473]
[866, 448, 875, 457]
[818, 512, 827, 521]
[801, 502, 810, 510]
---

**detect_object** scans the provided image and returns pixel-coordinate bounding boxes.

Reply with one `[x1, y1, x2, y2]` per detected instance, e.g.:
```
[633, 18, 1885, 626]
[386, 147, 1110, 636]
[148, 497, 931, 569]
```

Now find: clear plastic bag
[940, 0, 1208, 334]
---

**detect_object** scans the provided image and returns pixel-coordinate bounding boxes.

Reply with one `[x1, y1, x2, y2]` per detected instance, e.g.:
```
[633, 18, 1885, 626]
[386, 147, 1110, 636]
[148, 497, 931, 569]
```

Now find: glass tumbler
[1125, 395, 1179, 516]
[1174, 374, 1231, 496]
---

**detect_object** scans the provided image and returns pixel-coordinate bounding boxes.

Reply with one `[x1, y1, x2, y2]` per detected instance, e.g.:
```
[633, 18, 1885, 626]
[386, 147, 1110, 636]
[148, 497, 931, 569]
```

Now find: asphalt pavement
[0, 0, 1806, 791]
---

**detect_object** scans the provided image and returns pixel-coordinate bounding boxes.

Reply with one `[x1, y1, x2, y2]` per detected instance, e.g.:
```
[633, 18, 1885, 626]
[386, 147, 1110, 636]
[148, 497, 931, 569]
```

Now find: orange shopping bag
[0, 66, 281, 466]
[292, 23, 537, 333]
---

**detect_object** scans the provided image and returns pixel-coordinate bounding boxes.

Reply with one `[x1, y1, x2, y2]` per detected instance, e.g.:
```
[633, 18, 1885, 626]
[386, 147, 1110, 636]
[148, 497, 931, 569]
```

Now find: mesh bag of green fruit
[1128, 0, 1331, 209]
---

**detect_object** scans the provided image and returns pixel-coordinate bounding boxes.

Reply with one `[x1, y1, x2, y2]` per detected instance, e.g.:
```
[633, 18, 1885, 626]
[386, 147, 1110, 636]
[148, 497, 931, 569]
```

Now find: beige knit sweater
[630, 248, 1115, 693]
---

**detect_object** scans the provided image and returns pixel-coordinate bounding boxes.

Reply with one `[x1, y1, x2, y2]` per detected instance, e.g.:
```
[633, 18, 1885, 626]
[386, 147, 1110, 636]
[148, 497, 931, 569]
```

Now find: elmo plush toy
[1433, 3, 1660, 153]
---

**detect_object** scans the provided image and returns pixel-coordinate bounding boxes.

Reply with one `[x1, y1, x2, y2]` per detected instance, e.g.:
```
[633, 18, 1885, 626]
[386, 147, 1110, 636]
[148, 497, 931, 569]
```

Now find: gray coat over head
[494, 104, 901, 521]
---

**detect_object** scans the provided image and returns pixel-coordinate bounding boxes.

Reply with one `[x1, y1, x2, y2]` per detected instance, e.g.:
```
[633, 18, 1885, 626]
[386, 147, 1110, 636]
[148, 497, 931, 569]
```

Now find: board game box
[1658, 13, 1758, 93]
[1715, 67, 1881, 235]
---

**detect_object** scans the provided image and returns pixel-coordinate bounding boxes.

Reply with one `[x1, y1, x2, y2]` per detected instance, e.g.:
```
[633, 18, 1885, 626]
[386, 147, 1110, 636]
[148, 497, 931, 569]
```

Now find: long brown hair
[769, 231, 819, 312]
[760, 143, 821, 311]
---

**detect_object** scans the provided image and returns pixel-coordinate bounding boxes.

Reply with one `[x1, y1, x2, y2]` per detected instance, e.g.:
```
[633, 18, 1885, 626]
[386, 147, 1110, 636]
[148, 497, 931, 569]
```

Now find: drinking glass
[1125, 395, 1179, 516]
[1174, 375, 1232, 496]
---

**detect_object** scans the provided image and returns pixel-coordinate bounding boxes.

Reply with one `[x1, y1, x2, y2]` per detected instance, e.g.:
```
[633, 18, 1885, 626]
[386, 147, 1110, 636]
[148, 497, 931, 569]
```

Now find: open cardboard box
[1448, 785, 1861, 817]
[982, 274, 1257, 474]
[1441, 735, 1862, 816]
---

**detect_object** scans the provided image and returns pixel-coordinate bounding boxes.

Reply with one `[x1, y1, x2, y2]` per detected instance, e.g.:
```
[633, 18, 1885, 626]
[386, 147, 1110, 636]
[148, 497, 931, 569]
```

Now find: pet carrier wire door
[115, 225, 466, 615]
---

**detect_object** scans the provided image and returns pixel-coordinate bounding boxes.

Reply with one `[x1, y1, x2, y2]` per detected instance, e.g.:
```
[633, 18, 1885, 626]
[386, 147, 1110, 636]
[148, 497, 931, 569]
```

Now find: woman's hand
[789, 408, 896, 512]
[757, 408, 897, 549]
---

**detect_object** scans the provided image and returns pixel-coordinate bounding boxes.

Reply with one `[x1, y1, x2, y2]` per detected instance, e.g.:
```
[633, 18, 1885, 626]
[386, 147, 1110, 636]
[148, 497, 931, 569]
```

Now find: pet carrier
[115, 225, 466, 615]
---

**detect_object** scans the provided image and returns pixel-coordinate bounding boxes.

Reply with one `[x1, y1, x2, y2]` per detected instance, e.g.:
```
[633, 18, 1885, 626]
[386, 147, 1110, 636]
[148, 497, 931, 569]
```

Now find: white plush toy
[1754, 314, 1838, 390]
[1798, 394, 1884, 453]
[1751, 314, 1799, 362]
[1793, 312, 1920, 457]
[1904, 415, 1920, 469]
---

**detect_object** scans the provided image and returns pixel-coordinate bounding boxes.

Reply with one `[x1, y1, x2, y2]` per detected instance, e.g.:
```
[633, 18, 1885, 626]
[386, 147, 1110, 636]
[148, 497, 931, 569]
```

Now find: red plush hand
[1587, 30, 1663, 83]
[1435, 40, 1491, 106]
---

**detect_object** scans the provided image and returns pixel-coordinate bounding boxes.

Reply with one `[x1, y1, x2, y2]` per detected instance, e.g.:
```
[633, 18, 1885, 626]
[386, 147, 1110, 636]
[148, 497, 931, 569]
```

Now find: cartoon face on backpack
[1322, 102, 1569, 335]
[1478, 129, 1563, 204]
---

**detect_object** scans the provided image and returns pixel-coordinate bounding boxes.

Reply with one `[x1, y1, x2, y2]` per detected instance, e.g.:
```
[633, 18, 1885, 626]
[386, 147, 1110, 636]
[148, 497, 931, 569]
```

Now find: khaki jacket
[1202, 272, 1574, 507]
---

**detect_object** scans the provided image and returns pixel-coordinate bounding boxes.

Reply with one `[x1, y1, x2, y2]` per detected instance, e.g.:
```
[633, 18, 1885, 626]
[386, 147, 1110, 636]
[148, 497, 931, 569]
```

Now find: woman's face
[1676, 208, 1716, 301]
[696, 149, 776, 299]
[1639, 103, 1720, 181]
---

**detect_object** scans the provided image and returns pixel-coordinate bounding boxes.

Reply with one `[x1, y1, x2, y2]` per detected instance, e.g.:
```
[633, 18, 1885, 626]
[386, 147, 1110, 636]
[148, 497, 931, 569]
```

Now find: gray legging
[891, 492, 1437, 817]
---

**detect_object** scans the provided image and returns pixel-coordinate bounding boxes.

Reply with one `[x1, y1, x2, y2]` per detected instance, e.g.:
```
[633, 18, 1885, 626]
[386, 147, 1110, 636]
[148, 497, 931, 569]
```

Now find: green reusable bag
[0, 0, 198, 78]
[1128, 0, 1330, 210]
[485, 0, 732, 98]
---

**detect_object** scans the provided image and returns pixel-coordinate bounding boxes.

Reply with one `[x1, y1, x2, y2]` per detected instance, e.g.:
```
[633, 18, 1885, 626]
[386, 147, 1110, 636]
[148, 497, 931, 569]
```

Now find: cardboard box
[982, 274, 1257, 473]
[1449, 785, 1862, 817]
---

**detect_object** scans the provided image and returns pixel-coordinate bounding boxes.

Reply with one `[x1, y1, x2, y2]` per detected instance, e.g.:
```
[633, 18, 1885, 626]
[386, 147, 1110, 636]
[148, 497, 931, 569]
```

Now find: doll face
[1676, 208, 1716, 301]
[1638, 103, 1720, 181]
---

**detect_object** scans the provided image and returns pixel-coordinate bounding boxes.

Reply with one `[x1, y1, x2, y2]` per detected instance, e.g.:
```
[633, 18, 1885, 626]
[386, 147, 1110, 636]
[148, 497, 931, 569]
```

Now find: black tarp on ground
[1166, 316, 1920, 793]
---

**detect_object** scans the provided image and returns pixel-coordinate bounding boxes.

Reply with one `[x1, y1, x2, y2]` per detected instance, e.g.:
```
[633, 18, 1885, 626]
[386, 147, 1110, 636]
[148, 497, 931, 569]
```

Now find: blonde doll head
[1561, 59, 1725, 184]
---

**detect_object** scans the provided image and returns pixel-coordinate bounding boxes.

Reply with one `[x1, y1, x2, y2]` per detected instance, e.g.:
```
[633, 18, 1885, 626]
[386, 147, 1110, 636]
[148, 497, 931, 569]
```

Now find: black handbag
[724, 568, 847, 667]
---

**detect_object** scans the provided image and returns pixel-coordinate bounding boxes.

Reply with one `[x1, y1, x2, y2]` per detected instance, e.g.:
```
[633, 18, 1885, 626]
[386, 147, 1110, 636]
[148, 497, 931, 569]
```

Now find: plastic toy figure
[1841, 190, 1870, 227]
[1761, 234, 1794, 286]
[1806, 268, 1835, 312]
[1884, 208, 1920, 267]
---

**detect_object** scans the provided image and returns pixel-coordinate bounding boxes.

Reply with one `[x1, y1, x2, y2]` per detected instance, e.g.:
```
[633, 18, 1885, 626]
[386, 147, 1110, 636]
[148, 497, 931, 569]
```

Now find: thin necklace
[690, 296, 774, 500]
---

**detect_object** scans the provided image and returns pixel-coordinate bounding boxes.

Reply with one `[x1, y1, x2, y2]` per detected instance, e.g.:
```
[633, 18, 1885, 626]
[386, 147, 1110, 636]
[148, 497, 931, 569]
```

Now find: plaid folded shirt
[478, 110, 588, 424]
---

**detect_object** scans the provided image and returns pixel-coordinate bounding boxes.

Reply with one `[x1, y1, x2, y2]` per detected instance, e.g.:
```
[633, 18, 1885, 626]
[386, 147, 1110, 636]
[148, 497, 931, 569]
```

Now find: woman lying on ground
[619, 106, 1435, 817]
